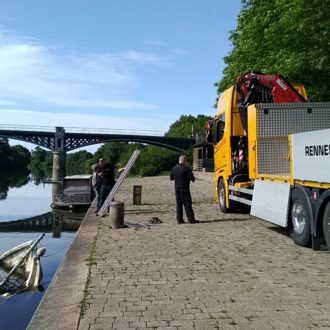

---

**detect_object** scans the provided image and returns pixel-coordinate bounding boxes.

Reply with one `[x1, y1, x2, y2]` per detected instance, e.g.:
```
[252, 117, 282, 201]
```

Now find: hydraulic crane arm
[236, 72, 306, 130]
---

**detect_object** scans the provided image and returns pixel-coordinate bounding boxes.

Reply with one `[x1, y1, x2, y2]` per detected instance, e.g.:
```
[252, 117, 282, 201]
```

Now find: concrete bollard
[133, 185, 142, 205]
[109, 201, 125, 229]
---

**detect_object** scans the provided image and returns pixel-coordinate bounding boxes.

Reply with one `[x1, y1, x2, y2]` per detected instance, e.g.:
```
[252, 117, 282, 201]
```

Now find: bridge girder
[0, 131, 56, 150]
[0, 129, 196, 152]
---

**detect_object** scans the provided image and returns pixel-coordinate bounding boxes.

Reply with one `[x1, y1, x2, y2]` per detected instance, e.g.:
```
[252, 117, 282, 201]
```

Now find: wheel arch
[288, 184, 313, 226]
[288, 184, 314, 247]
[217, 175, 230, 209]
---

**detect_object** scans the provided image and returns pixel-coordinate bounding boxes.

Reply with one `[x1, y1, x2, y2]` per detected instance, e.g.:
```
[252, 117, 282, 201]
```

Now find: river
[0, 175, 85, 330]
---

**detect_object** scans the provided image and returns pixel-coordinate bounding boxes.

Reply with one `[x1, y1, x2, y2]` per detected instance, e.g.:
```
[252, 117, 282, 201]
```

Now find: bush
[138, 166, 158, 177]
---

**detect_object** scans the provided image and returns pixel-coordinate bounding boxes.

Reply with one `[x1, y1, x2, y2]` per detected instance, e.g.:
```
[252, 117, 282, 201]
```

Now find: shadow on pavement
[199, 218, 250, 224]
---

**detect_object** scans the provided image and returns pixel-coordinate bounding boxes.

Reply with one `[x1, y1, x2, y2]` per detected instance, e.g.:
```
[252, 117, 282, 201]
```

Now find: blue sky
[0, 1, 241, 146]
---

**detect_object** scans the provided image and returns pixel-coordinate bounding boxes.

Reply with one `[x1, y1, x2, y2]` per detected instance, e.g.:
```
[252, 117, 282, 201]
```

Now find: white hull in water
[0, 234, 46, 294]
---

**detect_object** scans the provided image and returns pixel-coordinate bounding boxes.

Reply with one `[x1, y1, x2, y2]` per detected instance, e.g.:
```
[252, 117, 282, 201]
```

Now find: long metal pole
[98, 149, 141, 217]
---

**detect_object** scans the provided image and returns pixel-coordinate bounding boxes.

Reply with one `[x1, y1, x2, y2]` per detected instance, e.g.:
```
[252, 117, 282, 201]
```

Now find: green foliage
[86, 142, 130, 176]
[76, 114, 207, 177]
[29, 146, 53, 179]
[0, 168, 30, 200]
[138, 165, 159, 177]
[85, 142, 178, 177]
[66, 150, 93, 175]
[95, 142, 128, 166]
[166, 114, 212, 138]
[133, 145, 178, 177]
[11, 145, 31, 168]
[0, 139, 31, 171]
[218, 0, 330, 101]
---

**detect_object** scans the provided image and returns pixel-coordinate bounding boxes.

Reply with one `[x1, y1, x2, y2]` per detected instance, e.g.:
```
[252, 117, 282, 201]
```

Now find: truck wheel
[289, 186, 312, 247]
[218, 179, 230, 213]
[322, 202, 330, 250]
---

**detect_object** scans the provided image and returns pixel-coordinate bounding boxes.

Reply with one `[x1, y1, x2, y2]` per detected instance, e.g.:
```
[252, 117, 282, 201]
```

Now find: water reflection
[0, 169, 86, 329]
[0, 170, 52, 221]
[0, 232, 75, 330]
[0, 209, 84, 236]
[0, 168, 30, 200]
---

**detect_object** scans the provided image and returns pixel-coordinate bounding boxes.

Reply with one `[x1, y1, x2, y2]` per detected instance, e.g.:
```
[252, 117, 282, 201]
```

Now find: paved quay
[29, 173, 330, 330]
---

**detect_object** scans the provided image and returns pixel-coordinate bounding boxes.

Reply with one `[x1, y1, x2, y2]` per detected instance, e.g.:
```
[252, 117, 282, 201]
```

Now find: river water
[0, 176, 84, 330]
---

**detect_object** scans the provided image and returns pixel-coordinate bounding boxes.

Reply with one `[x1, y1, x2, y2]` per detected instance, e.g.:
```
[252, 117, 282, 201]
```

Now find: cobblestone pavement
[78, 173, 330, 330]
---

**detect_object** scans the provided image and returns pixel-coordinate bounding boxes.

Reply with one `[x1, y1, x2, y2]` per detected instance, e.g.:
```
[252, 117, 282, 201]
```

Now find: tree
[29, 146, 53, 180]
[132, 145, 178, 177]
[66, 150, 93, 175]
[91, 142, 128, 168]
[11, 145, 31, 168]
[218, 0, 330, 101]
[166, 114, 212, 138]
[0, 139, 31, 171]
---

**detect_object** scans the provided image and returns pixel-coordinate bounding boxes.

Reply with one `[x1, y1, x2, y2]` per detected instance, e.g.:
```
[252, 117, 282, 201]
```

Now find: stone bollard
[109, 201, 125, 229]
[133, 185, 142, 205]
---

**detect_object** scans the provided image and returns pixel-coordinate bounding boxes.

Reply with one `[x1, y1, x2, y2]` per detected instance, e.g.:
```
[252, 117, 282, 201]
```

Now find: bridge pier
[52, 127, 66, 204]
[51, 150, 66, 202]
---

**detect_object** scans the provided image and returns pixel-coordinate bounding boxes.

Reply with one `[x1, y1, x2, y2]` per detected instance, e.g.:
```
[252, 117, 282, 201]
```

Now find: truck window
[206, 118, 225, 145]
[216, 119, 225, 142]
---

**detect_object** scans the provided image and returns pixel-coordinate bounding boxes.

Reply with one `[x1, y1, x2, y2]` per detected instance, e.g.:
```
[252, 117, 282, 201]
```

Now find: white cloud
[1, 109, 170, 133]
[0, 30, 171, 110]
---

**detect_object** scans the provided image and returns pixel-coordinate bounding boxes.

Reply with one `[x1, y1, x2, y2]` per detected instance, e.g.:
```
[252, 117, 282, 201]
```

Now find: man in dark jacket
[170, 155, 198, 224]
[100, 160, 116, 207]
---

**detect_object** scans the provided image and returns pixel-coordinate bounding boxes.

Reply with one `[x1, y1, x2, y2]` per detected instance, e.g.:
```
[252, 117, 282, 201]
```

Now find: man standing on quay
[170, 155, 198, 224]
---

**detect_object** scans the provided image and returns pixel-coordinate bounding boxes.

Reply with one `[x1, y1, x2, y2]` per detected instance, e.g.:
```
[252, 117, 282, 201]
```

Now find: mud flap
[251, 179, 290, 227]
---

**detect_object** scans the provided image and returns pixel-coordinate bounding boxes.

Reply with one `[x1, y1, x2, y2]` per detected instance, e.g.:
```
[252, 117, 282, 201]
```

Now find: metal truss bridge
[0, 212, 54, 231]
[0, 210, 82, 232]
[0, 124, 196, 152]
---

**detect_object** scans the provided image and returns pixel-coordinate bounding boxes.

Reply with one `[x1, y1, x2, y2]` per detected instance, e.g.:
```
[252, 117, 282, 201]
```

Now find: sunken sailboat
[0, 234, 46, 294]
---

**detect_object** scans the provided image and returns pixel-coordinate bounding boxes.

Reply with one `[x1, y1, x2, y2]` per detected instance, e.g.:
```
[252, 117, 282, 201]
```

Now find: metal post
[133, 185, 142, 205]
[109, 201, 125, 229]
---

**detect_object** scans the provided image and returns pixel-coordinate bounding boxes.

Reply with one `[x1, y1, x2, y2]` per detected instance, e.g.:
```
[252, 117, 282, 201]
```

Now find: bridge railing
[0, 124, 56, 132]
[0, 124, 165, 136]
[64, 126, 165, 136]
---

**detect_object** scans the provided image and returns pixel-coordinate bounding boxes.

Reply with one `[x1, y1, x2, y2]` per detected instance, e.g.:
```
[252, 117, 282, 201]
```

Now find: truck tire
[289, 186, 312, 247]
[218, 179, 230, 213]
[322, 202, 330, 250]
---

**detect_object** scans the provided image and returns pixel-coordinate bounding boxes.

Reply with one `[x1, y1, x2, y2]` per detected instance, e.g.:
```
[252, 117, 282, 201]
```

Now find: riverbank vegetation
[0, 138, 30, 170]
[217, 0, 330, 101]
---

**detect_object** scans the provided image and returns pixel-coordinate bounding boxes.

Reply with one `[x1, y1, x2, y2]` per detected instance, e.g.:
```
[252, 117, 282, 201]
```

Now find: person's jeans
[100, 184, 114, 208]
[94, 187, 102, 211]
[175, 188, 195, 223]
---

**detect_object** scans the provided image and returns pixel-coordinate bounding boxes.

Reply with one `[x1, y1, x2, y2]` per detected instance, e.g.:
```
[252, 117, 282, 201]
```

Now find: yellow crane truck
[206, 72, 330, 250]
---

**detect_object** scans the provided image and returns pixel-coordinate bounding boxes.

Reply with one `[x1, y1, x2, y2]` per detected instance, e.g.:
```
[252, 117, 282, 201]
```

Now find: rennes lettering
[305, 144, 330, 156]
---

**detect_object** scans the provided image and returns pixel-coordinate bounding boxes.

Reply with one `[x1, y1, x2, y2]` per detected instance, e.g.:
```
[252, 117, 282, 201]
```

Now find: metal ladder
[97, 149, 141, 217]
